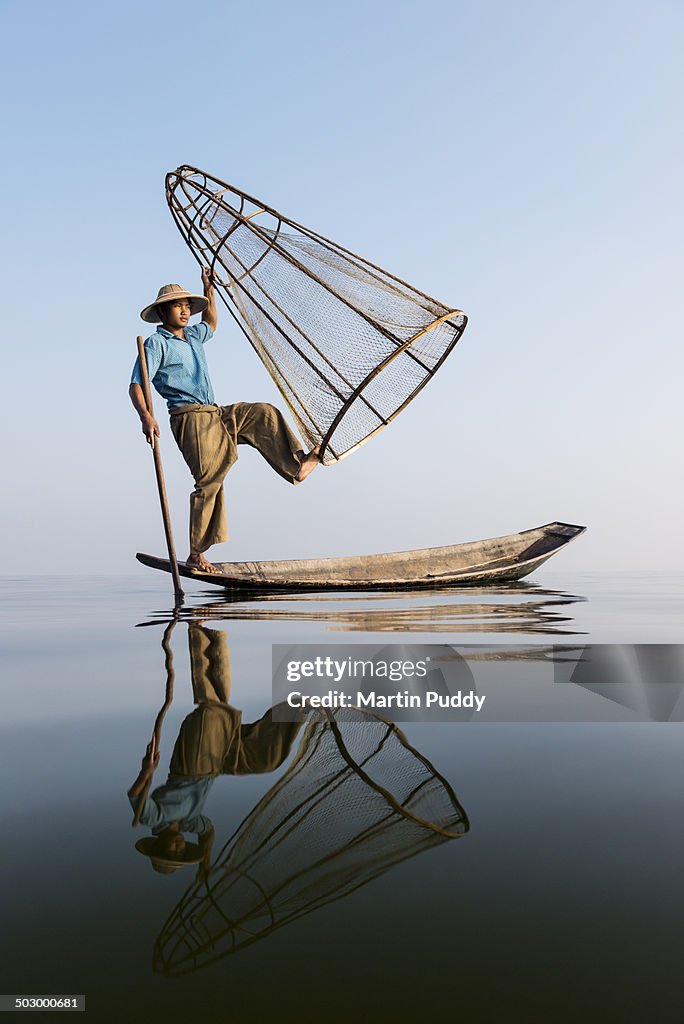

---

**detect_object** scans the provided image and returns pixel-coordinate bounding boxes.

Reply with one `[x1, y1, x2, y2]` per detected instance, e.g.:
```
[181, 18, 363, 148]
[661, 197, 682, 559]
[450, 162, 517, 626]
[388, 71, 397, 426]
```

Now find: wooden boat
[137, 521, 585, 591]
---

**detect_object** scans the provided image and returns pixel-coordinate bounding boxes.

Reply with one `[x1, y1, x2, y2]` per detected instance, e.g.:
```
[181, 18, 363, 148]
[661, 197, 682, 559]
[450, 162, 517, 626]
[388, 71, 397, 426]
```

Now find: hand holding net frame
[166, 166, 468, 465]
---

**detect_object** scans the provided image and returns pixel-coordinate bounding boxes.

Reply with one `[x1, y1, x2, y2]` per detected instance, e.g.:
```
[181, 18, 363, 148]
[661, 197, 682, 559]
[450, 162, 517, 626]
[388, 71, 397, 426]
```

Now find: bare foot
[295, 446, 321, 483]
[186, 553, 222, 575]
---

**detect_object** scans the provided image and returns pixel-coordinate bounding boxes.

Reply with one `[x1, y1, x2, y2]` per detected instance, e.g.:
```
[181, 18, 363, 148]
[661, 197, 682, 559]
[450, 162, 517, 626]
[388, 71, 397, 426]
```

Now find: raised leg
[223, 402, 319, 484]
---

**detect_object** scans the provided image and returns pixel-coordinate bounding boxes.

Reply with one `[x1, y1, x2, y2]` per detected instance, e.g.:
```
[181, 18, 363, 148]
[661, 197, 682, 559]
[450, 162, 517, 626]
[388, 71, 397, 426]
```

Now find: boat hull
[136, 522, 586, 591]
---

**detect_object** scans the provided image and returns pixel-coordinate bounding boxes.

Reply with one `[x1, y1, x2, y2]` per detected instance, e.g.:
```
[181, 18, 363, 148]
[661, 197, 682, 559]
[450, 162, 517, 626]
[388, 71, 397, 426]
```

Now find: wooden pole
[132, 620, 177, 826]
[136, 336, 185, 601]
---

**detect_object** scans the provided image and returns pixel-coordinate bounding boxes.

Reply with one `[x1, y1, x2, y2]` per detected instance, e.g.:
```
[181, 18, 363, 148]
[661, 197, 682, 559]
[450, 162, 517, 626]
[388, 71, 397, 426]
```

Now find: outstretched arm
[201, 267, 217, 331]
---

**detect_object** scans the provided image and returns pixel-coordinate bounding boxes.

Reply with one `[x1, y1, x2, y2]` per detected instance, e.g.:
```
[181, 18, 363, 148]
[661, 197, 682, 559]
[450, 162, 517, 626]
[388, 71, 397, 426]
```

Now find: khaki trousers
[168, 704, 305, 778]
[169, 403, 302, 553]
[169, 625, 305, 778]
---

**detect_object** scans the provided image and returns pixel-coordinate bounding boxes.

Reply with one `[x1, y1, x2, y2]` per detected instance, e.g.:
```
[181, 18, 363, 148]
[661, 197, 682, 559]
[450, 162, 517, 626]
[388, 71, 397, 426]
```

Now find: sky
[1, 0, 682, 573]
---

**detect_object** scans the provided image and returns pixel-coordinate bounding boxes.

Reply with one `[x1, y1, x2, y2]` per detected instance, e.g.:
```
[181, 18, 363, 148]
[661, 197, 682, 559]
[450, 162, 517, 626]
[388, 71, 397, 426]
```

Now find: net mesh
[153, 707, 468, 975]
[166, 166, 467, 463]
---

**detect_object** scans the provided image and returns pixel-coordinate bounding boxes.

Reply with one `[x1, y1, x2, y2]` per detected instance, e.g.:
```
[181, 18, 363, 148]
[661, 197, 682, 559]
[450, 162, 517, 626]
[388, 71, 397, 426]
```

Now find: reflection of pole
[132, 621, 177, 826]
[136, 335, 184, 602]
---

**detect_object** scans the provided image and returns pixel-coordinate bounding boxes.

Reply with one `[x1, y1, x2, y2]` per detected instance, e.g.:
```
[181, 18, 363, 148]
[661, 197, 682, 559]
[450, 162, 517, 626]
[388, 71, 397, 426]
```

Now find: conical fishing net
[166, 166, 468, 464]
[153, 707, 468, 975]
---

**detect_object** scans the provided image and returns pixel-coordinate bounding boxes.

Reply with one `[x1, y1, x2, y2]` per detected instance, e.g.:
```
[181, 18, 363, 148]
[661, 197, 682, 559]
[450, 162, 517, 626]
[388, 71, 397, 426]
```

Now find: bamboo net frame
[165, 165, 468, 464]
[153, 707, 468, 975]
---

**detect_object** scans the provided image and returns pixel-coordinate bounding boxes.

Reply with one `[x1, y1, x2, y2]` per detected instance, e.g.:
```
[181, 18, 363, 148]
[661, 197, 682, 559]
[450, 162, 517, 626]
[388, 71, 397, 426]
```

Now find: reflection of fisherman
[128, 624, 306, 874]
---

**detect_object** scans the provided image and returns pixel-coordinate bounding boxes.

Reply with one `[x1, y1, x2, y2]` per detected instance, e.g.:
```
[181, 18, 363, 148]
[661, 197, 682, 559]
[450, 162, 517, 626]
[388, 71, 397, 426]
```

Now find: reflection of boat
[137, 521, 586, 591]
[140, 588, 586, 635]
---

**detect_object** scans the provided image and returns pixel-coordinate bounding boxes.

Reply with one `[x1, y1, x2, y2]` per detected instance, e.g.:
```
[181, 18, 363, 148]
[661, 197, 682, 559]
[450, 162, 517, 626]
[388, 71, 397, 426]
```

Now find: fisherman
[129, 269, 320, 573]
[128, 624, 307, 875]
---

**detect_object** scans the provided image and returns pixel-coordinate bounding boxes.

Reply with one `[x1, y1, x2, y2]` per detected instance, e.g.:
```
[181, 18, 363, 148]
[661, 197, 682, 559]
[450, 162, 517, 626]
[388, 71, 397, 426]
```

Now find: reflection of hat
[135, 836, 204, 875]
[140, 284, 208, 324]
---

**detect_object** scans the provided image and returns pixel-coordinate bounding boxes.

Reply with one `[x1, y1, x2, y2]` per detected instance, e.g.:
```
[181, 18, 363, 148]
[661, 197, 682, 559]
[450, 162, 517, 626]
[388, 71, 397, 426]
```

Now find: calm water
[1, 572, 683, 1022]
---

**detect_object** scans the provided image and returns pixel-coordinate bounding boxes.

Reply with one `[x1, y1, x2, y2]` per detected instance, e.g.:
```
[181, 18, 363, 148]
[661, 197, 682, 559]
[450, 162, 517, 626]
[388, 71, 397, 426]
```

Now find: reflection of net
[166, 166, 467, 464]
[154, 708, 468, 975]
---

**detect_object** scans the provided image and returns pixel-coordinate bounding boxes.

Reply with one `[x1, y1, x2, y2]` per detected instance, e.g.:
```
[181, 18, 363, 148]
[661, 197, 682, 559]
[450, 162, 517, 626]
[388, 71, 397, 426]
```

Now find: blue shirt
[128, 777, 214, 835]
[130, 322, 215, 409]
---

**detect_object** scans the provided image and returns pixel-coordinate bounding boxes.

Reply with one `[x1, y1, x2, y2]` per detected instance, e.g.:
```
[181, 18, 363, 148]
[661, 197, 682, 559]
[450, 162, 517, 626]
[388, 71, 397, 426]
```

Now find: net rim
[324, 708, 469, 837]
[319, 310, 467, 464]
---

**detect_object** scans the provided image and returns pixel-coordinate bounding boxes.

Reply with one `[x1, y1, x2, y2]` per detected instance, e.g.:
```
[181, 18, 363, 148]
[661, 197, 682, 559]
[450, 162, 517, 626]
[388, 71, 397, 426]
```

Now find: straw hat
[140, 283, 208, 324]
[135, 836, 204, 874]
